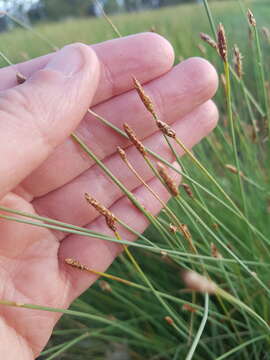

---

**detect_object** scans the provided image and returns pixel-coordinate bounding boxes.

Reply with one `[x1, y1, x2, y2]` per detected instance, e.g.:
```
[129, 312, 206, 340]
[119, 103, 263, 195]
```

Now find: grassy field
[1, 0, 270, 359]
[1, 0, 270, 62]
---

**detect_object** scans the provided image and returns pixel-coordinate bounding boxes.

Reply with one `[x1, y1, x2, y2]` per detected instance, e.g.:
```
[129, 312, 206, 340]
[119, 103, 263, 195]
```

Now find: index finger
[0, 32, 175, 106]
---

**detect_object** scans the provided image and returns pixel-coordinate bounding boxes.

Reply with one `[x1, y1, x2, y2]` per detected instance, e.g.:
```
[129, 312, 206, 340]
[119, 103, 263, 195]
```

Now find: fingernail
[46, 44, 83, 77]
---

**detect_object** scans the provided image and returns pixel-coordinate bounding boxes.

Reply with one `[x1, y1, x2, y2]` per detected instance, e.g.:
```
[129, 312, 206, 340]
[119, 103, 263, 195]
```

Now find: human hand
[0, 33, 218, 358]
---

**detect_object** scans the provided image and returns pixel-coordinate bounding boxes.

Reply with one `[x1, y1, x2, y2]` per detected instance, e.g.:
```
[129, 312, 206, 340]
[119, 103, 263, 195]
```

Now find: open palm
[0, 34, 218, 359]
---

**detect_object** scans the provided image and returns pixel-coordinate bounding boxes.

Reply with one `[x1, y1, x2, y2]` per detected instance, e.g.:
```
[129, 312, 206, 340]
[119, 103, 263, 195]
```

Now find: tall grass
[0, 0, 270, 359]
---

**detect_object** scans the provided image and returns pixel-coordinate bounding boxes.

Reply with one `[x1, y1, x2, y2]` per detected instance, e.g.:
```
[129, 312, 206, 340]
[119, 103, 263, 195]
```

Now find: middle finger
[21, 57, 217, 199]
[33, 99, 218, 239]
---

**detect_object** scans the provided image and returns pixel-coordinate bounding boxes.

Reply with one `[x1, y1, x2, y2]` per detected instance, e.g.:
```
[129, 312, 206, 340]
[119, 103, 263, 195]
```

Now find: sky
[0, 0, 39, 11]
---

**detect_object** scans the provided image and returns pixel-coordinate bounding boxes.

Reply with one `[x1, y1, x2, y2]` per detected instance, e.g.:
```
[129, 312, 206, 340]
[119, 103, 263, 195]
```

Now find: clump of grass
[0, 1, 270, 359]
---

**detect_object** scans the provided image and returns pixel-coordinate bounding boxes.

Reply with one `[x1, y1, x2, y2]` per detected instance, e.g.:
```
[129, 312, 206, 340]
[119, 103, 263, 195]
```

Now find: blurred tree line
[0, 0, 226, 26]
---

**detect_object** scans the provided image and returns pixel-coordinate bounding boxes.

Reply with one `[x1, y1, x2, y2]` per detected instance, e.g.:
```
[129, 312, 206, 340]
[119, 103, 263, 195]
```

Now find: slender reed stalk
[185, 294, 209, 360]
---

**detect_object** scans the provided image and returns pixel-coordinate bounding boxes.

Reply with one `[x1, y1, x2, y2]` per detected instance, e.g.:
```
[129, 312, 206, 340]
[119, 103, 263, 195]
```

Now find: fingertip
[198, 99, 219, 134]
[180, 57, 219, 100]
[139, 32, 175, 76]
[143, 32, 175, 68]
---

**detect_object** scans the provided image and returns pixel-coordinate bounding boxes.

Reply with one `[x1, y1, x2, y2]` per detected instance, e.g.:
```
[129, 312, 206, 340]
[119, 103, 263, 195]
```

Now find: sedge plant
[0, 1, 269, 359]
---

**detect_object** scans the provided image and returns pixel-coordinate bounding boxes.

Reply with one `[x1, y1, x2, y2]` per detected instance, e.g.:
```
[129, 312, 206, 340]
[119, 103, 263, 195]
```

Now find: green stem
[253, 25, 270, 130]
[215, 334, 268, 360]
[45, 332, 90, 360]
[202, 0, 216, 38]
[185, 294, 209, 360]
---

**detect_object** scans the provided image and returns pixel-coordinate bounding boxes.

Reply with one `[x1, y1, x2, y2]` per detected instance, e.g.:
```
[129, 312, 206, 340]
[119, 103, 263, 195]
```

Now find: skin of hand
[0, 33, 218, 359]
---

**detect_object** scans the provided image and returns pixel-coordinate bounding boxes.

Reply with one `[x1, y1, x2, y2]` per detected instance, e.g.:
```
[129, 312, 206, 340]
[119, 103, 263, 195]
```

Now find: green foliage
[103, 0, 122, 15]
[40, 0, 90, 20]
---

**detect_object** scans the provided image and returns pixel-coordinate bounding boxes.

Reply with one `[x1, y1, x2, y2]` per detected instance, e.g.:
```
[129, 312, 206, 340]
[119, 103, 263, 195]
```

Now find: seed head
[197, 43, 207, 55]
[211, 243, 223, 259]
[181, 183, 194, 198]
[117, 146, 127, 161]
[164, 316, 174, 325]
[247, 9, 256, 27]
[212, 223, 219, 230]
[217, 23, 228, 62]
[16, 72, 27, 84]
[179, 224, 192, 241]
[157, 162, 179, 197]
[179, 55, 184, 63]
[160, 250, 168, 257]
[85, 193, 117, 232]
[133, 76, 157, 118]
[262, 27, 270, 42]
[225, 164, 244, 177]
[233, 44, 243, 79]
[199, 32, 218, 50]
[220, 73, 226, 91]
[123, 123, 146, 156]
[182, 303, 197, 313]
[15, 302, 24, 307]
[156, 119, 176, 138]
[182, 270, 217, 294]
[65, 258, 86, 270]
[99, 280, 112, 292]
[169, 223, 178, 234]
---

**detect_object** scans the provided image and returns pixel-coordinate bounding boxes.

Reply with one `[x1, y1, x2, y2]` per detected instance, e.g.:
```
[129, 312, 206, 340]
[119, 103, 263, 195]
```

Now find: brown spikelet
[182, 303, 197, 313]
[156, 119, 176, 138]
[117, 146, 127, 161]
[65, 258, 86, 270]
[182, 270, 217, 294]
[212, 223, 219, 230]
[217, 23, 228, 62]
[197, 43, 207, 55]
[15, 302, 25, 307]
[133, 77, 157, 118]
[160, 250, 168, 258]
[16, 72, 27, 84]
[85, 193, 117, 232]
[220, 73, 226, 92]
[199, 32, 218, 50]
[179, 55, 185, 63]
[247, 9, 256, 27]
[123, 123, 146, 156]
[19, 51, 30, 61]
[164, 316, 174, 325]
[99, 280, 112, 292]
[211, 243, 223, 259]
[169, 223, 178, 234]
[157, 162, 179, 197]
[179, 224, 192, 241]
[262, 26, 270, 42]
[233, 45, 243, 79]
[181, 183, 194, 198]
[225, 164, 244, 177]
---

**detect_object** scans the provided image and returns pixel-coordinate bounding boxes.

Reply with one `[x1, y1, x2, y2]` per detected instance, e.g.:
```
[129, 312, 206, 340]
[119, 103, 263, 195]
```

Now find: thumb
[0, 43, 100, 199]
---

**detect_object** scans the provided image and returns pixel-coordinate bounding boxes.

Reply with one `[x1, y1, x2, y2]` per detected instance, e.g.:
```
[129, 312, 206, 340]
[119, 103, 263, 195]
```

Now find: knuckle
[0, 87, 34, 119]
[0, 85, 50, 146]
[102, 60, 116, 98]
